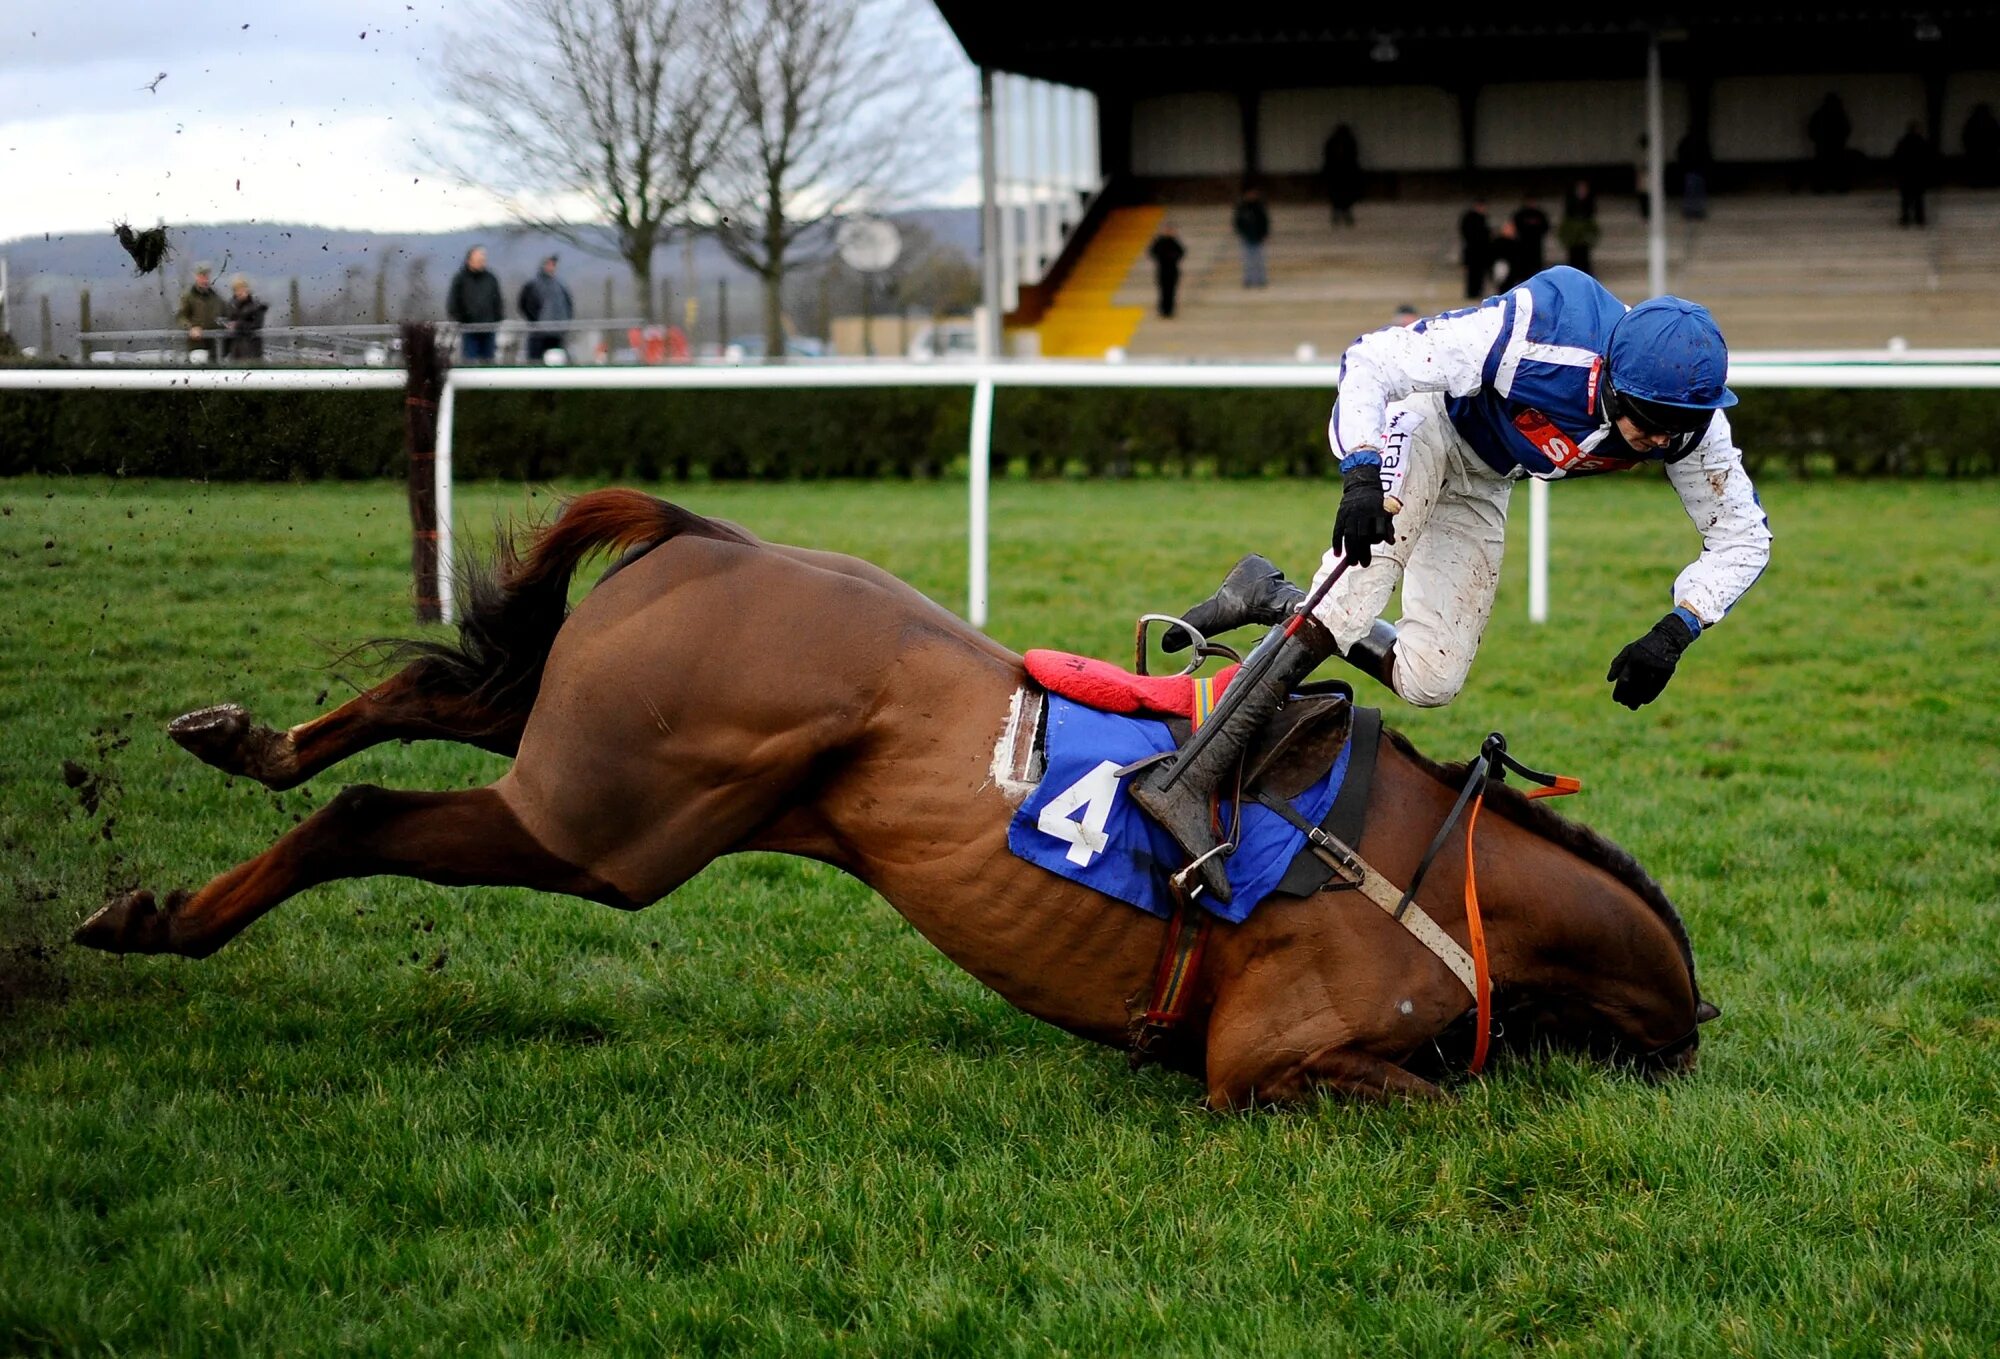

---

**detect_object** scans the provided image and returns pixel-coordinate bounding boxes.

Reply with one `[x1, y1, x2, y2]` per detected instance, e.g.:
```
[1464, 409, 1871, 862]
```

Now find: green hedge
[2, 384, 1996, 481]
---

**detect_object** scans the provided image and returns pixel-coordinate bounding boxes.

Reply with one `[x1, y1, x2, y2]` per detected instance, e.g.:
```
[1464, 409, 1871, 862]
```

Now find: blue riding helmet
[1606, 296, 1738, 414]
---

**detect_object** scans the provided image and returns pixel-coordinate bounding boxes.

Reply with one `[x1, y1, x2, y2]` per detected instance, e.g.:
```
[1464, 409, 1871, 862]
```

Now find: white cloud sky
[0, 0, 978, 243]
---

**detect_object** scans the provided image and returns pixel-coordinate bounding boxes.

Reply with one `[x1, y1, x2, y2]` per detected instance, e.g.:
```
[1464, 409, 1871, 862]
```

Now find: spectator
[1808, 92, 1852, 193]
[223, 275, 268, 361]
[1148, 225, 1186, 318]
[446, 244, 504, 362]
[175, 263, 225, 358]
[1322, 124, 1362, 227]
[1677, 131, 1713, 220]
[1391, 305, 1420, 328]
[1893, 121, 1935, 227]
[1233, 187, 1271, 288]
[518, 254, 574, 361]
[1964, 103, 2000, 187]
[1512, 199, 1551, 278]
[1559, 180, 1601, 277]
[1634, 134, 1652, 219]
[1489, 221, 1521, 288]
[1459, 200, 1491, 299]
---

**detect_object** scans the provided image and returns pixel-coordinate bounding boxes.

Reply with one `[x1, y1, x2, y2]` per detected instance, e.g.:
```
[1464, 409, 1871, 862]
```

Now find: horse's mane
[1382, 726, 1701, 998]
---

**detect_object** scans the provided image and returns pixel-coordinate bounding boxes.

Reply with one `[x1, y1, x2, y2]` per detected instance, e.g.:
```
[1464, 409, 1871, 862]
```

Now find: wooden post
[402, 322, 448, 623]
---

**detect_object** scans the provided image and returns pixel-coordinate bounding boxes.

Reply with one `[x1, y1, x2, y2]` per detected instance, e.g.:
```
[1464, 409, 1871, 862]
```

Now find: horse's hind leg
[73, 784, 630, 958]
[171, 664, 523, 791]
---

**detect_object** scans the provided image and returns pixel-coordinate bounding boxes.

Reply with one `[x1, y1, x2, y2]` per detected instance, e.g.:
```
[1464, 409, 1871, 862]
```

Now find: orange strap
[1462, 774, 1580, 1075]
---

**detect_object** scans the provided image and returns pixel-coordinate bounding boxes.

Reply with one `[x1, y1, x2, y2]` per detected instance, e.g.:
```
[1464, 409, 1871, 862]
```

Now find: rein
[1436, 734, 1582, 1073]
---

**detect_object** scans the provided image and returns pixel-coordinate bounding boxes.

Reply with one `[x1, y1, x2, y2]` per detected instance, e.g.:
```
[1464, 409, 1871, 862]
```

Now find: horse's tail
[379, 489, 750, 729]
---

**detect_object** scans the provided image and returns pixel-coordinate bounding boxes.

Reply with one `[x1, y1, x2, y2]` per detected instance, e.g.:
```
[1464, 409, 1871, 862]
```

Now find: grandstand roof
[933, 4, 2000, 89]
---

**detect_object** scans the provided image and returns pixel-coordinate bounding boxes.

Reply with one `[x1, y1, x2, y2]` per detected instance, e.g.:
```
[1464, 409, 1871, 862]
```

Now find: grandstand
[934, 6, 2000, 357]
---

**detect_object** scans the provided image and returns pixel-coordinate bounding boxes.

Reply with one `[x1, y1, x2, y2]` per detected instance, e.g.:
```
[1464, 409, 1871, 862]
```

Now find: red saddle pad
[1024, 649, 1241, 719]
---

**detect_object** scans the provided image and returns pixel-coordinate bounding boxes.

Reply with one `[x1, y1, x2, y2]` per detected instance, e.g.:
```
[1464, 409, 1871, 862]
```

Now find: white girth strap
[1332, 851, 1479, 997]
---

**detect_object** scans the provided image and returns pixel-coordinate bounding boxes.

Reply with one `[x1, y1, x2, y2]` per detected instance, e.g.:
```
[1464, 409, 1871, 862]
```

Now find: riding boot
[1341, 618, 1400, 694]
[1131, 616, 1336, 904]
[1162, 554, 1306, 652]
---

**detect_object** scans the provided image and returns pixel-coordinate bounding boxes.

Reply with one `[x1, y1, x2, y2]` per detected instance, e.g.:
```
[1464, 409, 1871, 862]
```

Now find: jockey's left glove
[1606, 609, 1699, 709]
[1332, 456, 1396, 567]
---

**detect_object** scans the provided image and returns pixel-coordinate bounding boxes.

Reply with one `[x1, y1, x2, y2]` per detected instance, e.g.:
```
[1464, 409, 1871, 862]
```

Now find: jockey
[1135, 266, 1772, 902]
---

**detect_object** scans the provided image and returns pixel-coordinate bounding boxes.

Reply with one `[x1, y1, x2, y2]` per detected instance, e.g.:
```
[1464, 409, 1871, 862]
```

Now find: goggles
[1604, 386, 1714, 459]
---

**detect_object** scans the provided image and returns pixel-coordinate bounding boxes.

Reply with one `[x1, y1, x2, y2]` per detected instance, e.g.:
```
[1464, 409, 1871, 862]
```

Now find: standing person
[1558, 179, 1601, 276]
[446, 244, 504, 362]
[1142, 267, 1770, 900]
[517, 254, 574, 361]
[1893, 122, 1935, 227]
[1677, 131, 1713, 220]
[1458, 200, 1491, 299]
[1808, 92, 1852, 193]
[1233, 187, 1271, 288]
[1488, 220, 1521, 289]
[1964, 103, 2000, 187]
[1148, 225, 1186, 318]
[1322, 124, 1362, 227]
[222, 275, 268, 361]
[1512, 199, 1551, 278]
[175, 263, 225, 359]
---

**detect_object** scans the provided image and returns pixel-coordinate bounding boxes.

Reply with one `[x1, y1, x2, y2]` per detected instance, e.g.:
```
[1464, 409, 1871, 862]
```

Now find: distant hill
[0, 208, 978, 353]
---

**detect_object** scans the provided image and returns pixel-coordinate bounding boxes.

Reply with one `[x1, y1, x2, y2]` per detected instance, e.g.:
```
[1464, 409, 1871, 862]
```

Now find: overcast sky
[0, 0, 978, 244]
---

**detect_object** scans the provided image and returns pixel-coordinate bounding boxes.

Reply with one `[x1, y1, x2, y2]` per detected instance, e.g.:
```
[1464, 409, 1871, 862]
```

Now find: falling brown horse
[76, 489, 1713, 1108]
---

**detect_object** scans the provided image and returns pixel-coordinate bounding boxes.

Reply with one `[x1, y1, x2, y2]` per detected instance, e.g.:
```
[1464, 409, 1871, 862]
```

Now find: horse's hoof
[169, 704, 251, 765]
[74, 889, 171, 954]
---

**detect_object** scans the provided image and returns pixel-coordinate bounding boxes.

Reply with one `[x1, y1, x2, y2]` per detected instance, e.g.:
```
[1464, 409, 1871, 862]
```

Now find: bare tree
[436, 0, 733, 320]
[705, 0, 946, 353]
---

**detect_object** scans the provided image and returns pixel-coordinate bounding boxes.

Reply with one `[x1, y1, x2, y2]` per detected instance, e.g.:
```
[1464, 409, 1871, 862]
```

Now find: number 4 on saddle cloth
[1006, 650, 1373, 925]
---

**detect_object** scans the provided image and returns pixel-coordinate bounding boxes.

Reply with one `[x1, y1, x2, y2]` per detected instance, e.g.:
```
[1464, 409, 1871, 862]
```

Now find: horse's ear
[1695, 1000, 1721, 1025]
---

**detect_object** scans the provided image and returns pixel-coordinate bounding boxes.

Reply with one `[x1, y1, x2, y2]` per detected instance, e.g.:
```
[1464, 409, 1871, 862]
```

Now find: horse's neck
[1480, 814, 1695, 1043]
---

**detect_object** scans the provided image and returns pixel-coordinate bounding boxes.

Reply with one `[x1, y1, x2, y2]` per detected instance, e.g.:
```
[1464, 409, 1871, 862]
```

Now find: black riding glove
[1331, 460, 1396, 568]
[1606, 610, 1698, 709]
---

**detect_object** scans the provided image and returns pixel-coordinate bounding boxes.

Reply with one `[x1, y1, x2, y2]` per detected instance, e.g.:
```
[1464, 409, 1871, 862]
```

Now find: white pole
[435, 381, 457, 626]
[977, 69, 1002, 360]
[1041, 80, 1062, 270]
[1646, 35, 1668, 299]
[996, 75, 1018, 311]
[1527, 476, 1549, 623]
[968, 375, 994, 628]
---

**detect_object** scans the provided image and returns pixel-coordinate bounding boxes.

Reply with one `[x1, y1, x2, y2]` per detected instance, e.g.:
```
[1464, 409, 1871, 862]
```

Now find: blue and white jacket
[1330, 267, 1772, 627]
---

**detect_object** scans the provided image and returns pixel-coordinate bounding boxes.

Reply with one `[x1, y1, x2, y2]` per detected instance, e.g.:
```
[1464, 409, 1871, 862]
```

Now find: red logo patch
[1511, 407, 1635, 475]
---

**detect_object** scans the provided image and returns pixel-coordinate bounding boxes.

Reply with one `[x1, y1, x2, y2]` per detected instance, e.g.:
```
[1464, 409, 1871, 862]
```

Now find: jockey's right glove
[1331, 455, 1396, 567]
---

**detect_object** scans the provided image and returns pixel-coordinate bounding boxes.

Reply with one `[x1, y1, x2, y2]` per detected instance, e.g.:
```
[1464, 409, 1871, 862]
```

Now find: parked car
[907, 320, 978, 361]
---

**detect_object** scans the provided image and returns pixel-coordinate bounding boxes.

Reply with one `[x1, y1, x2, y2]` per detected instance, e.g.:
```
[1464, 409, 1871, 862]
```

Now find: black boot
[1162, 555, 1306, 653]
[1341, 618, 1399, 693]
[1131, 616, 1336, 903]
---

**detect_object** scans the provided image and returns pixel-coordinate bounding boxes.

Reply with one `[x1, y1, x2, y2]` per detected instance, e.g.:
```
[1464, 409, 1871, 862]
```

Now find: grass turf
[1, 473, 1997, 1356]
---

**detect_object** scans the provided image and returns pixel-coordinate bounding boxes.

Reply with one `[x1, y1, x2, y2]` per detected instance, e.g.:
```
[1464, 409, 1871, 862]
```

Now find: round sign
[836, 216, 902, 273]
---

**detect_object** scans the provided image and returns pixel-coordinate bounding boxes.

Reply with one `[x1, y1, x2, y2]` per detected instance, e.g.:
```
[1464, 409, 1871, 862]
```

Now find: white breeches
[1308, 393, 1513, 708]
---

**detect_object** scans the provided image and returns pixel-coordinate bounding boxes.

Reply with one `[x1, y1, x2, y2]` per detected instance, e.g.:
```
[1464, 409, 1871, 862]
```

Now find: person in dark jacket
[446, 245, 504, 361]
[1893, 122, 1935, 227]
[1558, 180, 1601, 276]
[517, 254, 575, 361]
[175, 263, 226, 358]
[1233, 187, 1271, 288]
[1964, 103, 2000, 187]
[1512, 200, 1551, 279]
[1148, 226, 1186, 318]
[1459, 200, 1491, 299]
[1488, 221, 1521, 289]
[1322, 124, 1362, 227]
[223, 274, 268, 361]
[1808, 93, 1852, 193]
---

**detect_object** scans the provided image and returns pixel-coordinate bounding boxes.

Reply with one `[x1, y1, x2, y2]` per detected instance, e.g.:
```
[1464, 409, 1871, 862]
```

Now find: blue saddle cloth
[1006, 694, 1349, 924]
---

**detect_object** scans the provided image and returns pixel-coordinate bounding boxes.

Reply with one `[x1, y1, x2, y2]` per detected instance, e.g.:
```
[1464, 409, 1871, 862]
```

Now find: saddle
[1024, 647, 1359, 806]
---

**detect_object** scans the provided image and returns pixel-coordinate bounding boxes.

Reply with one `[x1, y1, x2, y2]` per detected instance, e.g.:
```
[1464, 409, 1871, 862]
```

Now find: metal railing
[72, 319, 699, 367]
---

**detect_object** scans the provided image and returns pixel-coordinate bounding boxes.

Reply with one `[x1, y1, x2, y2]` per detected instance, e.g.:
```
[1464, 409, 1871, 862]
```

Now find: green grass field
[3, 473, 1998, 1356]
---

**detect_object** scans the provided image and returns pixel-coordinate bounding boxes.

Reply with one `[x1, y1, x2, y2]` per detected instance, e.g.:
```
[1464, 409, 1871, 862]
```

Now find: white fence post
[1528, 476, 1549, 624]
[968, 374, 995, 628]
[435, 380, 457, 626]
